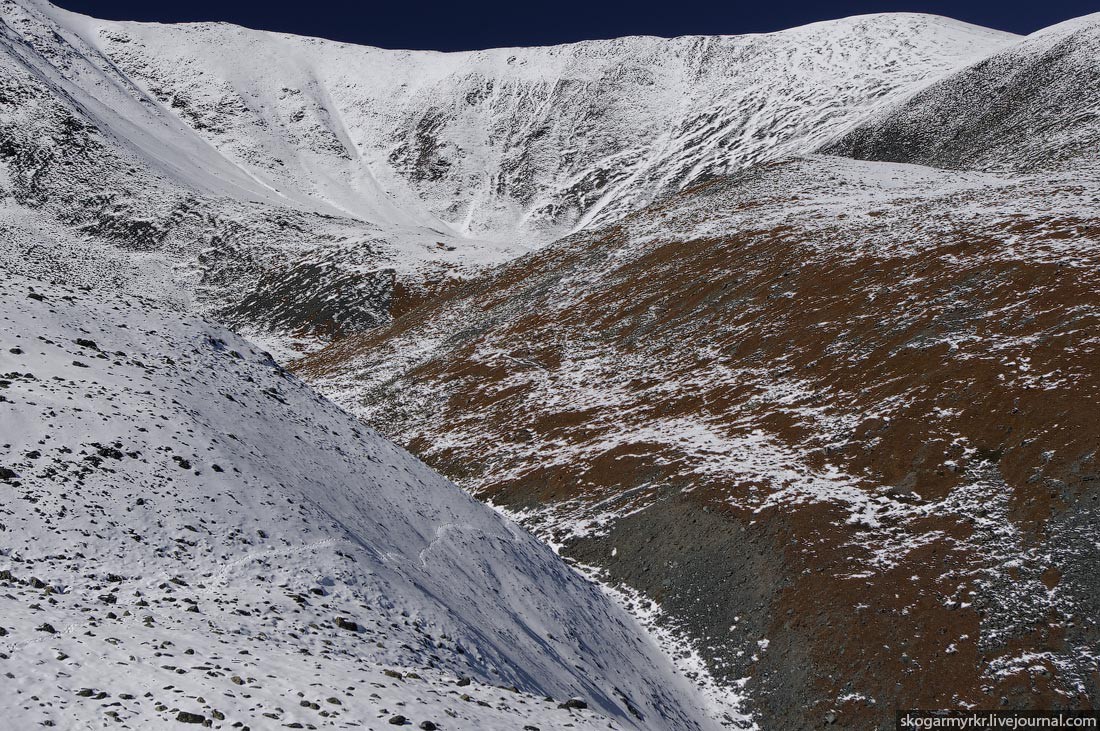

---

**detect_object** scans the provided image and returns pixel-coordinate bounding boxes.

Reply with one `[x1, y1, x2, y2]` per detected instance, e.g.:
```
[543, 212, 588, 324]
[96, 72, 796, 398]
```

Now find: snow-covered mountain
[294, 19, 1100, 720]
[77, 10, 1012, 242]
[0, 273, 721, 730]
[3, 1, 1099, 729]
[1, 0, 1015, 354]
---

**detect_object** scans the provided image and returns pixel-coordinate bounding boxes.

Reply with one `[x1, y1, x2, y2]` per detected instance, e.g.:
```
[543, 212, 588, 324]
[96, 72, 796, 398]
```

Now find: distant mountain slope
[78, 10, 1012, 243]
[3, 0, 1014, 243]
[0, 273, 719, 731]
[0, 0, 528, 356]
[0, 0, 1017, 356]
[823, 13, 1100, 171]
[297, 155, 1100, 729]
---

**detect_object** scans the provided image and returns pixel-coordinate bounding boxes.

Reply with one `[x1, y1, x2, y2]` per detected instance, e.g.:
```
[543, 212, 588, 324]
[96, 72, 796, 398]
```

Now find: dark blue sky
[52, 0, 1097, 51]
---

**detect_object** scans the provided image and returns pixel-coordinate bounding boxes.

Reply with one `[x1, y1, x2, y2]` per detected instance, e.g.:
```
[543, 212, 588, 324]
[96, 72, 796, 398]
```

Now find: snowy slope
[823, 13, 1100, 171]
[0, 273, 719, 731]
[0, 0, 527, 357]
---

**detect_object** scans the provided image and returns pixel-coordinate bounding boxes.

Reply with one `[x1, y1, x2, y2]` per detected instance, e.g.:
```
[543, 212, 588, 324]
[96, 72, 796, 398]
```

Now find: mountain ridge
[1, 2, 1017, 341]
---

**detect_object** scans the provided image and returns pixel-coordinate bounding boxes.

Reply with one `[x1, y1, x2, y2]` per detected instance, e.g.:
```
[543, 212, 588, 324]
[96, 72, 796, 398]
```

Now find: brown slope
[296, 155, 1100, 730]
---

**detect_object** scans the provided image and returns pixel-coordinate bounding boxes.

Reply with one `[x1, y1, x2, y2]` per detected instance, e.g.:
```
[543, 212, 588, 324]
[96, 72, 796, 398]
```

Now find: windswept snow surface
[0, 274, 719, 731]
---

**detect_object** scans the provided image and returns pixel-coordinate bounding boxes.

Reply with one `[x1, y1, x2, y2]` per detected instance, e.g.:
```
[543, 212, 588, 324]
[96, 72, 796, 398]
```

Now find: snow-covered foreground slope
[0, 274, 721, 731]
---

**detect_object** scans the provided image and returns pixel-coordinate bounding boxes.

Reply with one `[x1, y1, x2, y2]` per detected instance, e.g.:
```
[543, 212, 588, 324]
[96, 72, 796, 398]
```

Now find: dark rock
[95, 445, 123, 460]
[559, 698, 587, 710]
[176, 711, 205, 724]
[334, 617, 359, 632]
[388, 716, 407, 726]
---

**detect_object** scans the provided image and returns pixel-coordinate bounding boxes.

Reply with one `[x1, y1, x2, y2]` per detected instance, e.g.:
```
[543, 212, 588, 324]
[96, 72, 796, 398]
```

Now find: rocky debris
[333, 617, 359, 633]
[175, 711, 205, 723]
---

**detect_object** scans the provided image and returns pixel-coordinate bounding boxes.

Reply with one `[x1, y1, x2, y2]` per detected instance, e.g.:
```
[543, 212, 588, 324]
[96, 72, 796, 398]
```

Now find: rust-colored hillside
[299, 156, 1100, 728]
